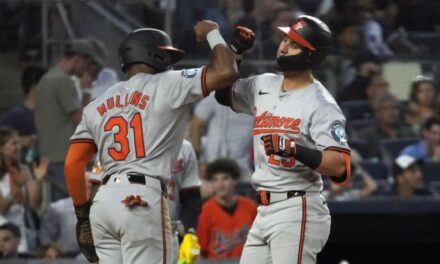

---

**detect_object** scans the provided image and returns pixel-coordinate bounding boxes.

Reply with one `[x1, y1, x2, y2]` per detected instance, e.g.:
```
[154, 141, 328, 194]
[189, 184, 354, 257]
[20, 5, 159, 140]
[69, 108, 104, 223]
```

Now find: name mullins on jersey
[253, 110, 301, 134]
[96, 91, 150, 116]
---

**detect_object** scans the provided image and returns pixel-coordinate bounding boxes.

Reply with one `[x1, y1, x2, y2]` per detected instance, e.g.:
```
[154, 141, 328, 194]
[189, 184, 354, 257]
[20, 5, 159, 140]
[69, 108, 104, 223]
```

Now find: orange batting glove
[261, 134, 296, 158]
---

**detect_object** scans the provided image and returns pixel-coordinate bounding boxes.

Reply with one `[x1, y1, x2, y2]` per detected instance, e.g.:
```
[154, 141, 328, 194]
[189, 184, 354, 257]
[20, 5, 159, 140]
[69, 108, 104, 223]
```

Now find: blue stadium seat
[358, 160, 389, 180]
[379, 138, 420, 167]
[349, 140, 369, 158]
[341, 101, 373, 121]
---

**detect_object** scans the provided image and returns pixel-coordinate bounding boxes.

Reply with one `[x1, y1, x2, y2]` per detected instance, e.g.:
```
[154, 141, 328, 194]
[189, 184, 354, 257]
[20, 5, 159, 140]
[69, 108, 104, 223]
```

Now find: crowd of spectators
[0, 0, 440, 261]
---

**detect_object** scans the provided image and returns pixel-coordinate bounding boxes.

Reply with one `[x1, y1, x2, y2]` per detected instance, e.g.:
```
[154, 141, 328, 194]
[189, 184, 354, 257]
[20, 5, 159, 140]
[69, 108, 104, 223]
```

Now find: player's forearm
[205, 44, 238, 92]
[214, 58, 242, 107]
[65, 142, 96, 205]
[315, 150, 347, 177]
[204, 29, 238, 92]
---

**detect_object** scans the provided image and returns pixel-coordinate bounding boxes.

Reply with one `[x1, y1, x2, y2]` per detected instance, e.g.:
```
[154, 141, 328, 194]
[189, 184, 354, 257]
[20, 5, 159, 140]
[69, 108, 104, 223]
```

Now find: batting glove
[261, 134, 295, 158]
[230, 26, 256, 54]
[74, 200, 99, 263]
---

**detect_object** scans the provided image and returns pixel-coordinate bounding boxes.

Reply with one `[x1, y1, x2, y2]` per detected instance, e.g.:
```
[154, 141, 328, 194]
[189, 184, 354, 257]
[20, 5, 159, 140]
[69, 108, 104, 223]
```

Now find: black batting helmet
[118, 28, 185, 73]
[277, 15, 332, 68]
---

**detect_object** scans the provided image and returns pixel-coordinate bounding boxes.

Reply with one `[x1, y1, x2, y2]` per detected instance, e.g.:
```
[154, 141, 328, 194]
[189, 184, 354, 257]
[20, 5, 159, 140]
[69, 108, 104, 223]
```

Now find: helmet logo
[292, 19, 307, 31]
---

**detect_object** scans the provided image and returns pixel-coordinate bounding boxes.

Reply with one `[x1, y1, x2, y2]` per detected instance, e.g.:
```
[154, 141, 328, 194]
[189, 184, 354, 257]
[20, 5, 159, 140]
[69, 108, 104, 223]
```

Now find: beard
[276, 51, 312, 72]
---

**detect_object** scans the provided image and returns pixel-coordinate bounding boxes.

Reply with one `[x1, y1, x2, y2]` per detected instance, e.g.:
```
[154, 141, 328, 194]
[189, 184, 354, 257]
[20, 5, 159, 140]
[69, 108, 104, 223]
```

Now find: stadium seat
[341, 101, 373, 121]
[420, 161, 440, 186]
[358, 160, 390, 181]
[347, 119, 376, 138]
[348, 140, 370, 158]
[379, 138, 420, 167]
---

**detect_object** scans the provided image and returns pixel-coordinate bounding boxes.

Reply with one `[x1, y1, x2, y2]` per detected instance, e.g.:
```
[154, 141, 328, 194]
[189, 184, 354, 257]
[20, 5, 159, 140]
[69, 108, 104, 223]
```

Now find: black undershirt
[220, 202, 237, 216]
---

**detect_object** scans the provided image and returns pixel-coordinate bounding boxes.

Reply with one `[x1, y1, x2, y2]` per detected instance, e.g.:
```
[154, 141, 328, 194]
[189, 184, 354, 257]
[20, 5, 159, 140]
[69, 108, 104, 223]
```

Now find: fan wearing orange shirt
[197, 158, 257, 259]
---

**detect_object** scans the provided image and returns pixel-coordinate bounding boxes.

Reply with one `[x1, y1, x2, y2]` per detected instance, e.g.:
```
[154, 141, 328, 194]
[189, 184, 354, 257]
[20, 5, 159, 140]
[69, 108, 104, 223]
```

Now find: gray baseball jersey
[167, 139, 201, 222]
[168, 139, 200, 264]
[231, 73, 350, 192]
[71, 67, 208, 264]
[70, 67, 208, 181]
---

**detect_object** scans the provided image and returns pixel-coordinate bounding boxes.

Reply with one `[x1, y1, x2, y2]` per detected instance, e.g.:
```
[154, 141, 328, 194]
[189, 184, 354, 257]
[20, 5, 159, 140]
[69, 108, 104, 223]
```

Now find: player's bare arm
[193, 20, 238, 92]
[214, 25, 256, 107]
[64, 142, 99, 262]
[262, 134, 350, 181]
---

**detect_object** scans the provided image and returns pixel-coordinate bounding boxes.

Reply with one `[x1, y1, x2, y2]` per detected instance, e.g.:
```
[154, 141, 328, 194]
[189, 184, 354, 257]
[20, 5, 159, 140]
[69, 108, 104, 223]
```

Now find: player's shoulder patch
[330, 121, 348, 145]
[181, 68, 199, 78]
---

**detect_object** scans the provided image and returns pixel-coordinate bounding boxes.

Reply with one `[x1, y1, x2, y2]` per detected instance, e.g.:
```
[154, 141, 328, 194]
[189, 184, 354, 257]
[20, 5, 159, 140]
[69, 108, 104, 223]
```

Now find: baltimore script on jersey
[96, 91, 150, 116]
[253, 110, 301, 134]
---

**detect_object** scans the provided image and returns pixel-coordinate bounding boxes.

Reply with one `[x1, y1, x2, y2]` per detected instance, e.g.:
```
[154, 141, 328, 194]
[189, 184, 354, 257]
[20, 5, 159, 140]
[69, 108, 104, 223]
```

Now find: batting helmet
[276, 15, 332, 71]
[118, 28, 185, 73]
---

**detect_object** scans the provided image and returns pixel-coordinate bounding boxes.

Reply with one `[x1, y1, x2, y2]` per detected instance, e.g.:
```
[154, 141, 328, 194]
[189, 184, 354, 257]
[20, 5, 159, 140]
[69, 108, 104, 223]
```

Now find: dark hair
[206, 158, 241, 181]
[409, 76, 436, 106]
[21, 66, 47, 95]
[0, 127, 18, 149]
[422, 117, 440, 131]
[0, 223, 21, 238]
[0, 127, 19, 176]
[373, 92, 398, 111]
[352, 51, 380, 70]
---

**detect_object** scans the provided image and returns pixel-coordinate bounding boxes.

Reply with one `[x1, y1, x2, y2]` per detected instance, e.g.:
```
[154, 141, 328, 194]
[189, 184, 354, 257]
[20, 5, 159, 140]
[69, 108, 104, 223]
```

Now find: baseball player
[87, 140, 201, 264]
[216, 16, 351, 264]
[167, 139, 201, 263]
[64, 21, 237, 264]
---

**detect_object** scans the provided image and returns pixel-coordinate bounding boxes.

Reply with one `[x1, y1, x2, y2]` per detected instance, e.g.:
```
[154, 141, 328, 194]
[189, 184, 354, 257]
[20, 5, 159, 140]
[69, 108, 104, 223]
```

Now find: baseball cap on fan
[393, 155, 422, 176]
[68, 39, 107, 67]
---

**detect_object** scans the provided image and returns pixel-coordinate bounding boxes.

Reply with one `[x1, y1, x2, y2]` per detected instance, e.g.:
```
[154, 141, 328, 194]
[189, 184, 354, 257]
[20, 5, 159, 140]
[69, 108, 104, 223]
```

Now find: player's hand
[261, 134, 295, 158]
[230, 26, 256, 54]
[194, 20, 219, 43]
[74, 201, 99, 263]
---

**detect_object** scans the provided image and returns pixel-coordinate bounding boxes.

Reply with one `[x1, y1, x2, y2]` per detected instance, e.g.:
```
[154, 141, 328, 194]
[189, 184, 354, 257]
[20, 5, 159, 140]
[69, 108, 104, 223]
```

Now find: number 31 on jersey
[104, 113, 146, 161]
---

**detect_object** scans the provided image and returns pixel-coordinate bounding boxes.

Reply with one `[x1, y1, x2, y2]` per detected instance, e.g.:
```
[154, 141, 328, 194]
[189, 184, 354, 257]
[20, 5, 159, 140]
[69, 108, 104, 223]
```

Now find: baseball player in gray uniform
[86, 140, 201, 264]
[216, 16, 351, 264]
[168, 139, 201, 263]
[64, 21, 237, 264]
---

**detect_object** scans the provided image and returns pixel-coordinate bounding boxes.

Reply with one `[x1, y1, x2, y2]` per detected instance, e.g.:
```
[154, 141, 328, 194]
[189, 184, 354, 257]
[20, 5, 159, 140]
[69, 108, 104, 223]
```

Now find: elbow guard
[329, 152, 351, 186]
[215, 87, 232, 107]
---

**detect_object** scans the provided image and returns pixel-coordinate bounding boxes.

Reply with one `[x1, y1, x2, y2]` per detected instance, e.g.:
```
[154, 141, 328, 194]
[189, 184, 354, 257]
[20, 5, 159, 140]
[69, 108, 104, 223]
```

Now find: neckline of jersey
[278, 77, 317, 98]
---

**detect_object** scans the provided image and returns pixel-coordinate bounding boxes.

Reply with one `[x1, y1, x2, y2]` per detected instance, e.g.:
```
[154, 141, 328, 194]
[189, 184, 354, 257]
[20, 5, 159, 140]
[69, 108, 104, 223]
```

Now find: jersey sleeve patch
[330, 121, 348, 146]
[181, 68, 199, 78]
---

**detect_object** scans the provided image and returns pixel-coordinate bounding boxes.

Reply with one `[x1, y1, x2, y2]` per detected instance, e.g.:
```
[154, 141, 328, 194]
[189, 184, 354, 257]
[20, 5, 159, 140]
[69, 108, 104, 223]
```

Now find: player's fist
[230, 26, 256, 54]
[194, 20, 219, 43]
[261, 134, 295, 158]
